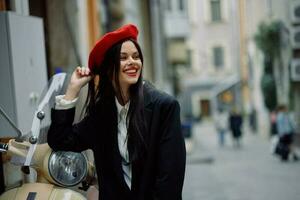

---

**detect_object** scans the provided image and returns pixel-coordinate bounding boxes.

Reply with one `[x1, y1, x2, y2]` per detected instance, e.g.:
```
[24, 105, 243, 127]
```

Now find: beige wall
[187, 0, 240, 77]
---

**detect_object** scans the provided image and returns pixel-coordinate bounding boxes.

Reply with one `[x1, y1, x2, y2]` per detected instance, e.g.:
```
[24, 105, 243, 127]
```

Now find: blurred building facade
[180, 0, 243, 120]
[179, 0, 300, 137]
[162, 0, 190, 95]
[289, 0, 300, 133]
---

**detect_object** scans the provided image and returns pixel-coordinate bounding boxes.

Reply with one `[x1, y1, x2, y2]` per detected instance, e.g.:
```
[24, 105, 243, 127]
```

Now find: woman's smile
[123, 66, 139, 77]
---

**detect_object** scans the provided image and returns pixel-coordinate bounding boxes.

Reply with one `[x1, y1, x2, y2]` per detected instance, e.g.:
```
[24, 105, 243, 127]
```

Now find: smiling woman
[117, 40, 143, 104]
[47, 24, 186, 200]
[119, 41, 142, 82]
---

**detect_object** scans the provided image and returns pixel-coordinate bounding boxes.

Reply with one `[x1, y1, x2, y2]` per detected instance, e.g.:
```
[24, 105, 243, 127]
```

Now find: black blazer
[47, 82, 186, 200]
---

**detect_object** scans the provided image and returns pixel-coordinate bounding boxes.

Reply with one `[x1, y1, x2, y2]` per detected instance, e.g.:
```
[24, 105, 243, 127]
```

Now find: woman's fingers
[76, 66, 82, 74]
[70, 66, 92, 88]
[76, 66, 91, 76]
[84, 67, 91, 75]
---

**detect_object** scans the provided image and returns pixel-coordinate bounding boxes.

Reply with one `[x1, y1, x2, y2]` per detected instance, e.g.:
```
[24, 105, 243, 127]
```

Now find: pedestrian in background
[270, 109, 278, 137]
[229, 108, 243, 148]
[276, 104, 298, 161]
[214, 108, 228, 146]
[249, 108, 257, 133]
[47, 24, 186, 200]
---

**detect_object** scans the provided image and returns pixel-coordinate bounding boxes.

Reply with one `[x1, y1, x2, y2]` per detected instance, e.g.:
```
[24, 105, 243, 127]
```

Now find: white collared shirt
[114, 97, 132, 189]
[55, 95, 132, 189]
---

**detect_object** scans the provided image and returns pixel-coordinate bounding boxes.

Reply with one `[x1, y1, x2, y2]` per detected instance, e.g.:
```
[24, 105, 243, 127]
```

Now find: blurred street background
[183, 120, 300, 200]
[1, 0, 300, 199]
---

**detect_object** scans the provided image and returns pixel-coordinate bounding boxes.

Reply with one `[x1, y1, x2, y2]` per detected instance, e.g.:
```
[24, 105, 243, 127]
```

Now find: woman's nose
[127, 56, 135, 65]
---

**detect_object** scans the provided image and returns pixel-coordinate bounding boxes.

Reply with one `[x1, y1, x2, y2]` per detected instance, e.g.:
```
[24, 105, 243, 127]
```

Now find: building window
[210, 0, 222, 22]
[213, 46, 224, 69]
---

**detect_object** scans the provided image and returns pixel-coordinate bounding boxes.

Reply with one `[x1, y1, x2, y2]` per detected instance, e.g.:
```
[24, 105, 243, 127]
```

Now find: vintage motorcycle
[0, 73, 95, 200]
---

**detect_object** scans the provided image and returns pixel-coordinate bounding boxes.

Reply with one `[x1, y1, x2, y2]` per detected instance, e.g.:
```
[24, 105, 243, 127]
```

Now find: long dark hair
[85, 38, 147, 162]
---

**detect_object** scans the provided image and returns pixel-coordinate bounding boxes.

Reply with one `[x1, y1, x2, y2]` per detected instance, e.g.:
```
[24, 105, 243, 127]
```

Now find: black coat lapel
[131, 82, 155, 194]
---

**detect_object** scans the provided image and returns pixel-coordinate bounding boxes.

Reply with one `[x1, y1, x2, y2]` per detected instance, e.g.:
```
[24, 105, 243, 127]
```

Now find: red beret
[88, 24, 139, 71]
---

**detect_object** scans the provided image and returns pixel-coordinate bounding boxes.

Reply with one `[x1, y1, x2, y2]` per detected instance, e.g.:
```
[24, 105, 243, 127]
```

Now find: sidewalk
[185, 120, 300, 161]
[185, 121, 215, 164]
[183, 119, 300, 200]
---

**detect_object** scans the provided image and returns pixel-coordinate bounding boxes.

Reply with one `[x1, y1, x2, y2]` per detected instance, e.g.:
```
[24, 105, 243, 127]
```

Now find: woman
[47, 24, 186, 200]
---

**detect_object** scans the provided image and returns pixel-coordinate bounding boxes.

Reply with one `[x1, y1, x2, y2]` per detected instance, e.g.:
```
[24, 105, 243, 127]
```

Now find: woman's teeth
[126, 69, 136, 73]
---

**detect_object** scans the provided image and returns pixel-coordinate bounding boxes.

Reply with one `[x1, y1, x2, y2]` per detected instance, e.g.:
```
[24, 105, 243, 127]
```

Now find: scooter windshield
[35, 72, 70, 144]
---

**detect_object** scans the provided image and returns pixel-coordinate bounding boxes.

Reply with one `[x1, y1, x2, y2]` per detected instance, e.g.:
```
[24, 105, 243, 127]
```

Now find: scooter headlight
[48, 151, 87, 186]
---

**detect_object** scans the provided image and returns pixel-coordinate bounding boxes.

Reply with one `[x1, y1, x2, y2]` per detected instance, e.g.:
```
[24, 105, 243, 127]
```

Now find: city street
[183, 120, 300, 200]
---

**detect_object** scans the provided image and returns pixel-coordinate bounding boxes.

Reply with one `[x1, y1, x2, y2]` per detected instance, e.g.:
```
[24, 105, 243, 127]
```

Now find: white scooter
[0, 73, 95, 200]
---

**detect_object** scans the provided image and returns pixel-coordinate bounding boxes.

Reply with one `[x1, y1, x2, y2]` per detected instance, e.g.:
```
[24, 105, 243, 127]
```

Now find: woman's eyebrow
[120, 51, 139, 55]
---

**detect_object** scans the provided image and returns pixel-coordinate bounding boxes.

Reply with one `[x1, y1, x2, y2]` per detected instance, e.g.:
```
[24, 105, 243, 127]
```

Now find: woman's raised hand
[64, 66, 93, 100]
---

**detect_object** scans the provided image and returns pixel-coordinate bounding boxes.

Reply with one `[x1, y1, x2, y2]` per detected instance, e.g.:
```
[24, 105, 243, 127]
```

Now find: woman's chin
[127, 78, 139, 85]
[119, 79, 138, 88]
